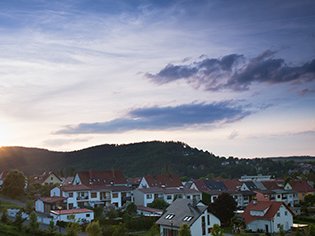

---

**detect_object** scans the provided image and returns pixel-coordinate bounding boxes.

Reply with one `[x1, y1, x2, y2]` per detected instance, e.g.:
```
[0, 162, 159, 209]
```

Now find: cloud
[228, 130, 239, 140]
[56, 101, 251, 134]
[43, 137, 90, 147]
[146, 51, 315, 91]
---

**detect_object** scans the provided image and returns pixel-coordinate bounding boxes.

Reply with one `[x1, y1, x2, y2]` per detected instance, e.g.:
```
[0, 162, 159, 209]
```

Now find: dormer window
[165, 214, 175, 220]
[183, 216, 193, 222]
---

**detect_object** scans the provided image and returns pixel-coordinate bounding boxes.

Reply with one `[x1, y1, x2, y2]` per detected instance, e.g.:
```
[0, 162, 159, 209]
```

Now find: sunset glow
[0, 0, 314, 157]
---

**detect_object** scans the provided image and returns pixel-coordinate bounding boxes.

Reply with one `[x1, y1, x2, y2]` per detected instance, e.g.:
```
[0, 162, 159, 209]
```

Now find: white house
[133, 187, 201, 207]
[156, 199, 220, 236]
[50, 208, 94, 224]
[50, 170, 132, 209]
[242, 201, 294, 234]
[35, 197, 66, 214]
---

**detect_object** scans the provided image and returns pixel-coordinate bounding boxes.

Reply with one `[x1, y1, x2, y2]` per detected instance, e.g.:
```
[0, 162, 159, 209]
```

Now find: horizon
[0, 0, 315, 158]
[1, 140, 314, 159]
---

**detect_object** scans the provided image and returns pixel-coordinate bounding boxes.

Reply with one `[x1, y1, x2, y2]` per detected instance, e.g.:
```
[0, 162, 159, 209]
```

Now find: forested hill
[0, 141, 313, 178]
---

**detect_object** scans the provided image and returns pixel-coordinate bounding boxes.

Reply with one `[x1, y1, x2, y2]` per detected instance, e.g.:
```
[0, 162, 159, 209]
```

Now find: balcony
[76, 196, 89, 201]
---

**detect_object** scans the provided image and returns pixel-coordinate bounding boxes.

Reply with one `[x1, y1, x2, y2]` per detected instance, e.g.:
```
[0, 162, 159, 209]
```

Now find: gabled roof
[222, 179, 241, 191]
[193, 179, 227, 192]
[39, 196, 66, 204]
[242, 201, 293, 224]
[144, 174, 182, 188]
[33, 171, 62, 184]
[137, 187, 200, 195]
[261, 180, 284, 191]
[290, 180, 315, 193]
[156, 199, 208, 228]
[77, 170, 127, 186]
[50, 208, 93, 215]
[243, 181, 259, 191]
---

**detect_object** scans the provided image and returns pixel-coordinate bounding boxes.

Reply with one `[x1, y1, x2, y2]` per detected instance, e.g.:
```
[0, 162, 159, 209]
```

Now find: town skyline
[0, 0, 314, 158]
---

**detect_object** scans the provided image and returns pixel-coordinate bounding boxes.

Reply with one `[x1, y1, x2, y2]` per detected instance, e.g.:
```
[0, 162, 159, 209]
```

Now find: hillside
[0, 141, 313, 178]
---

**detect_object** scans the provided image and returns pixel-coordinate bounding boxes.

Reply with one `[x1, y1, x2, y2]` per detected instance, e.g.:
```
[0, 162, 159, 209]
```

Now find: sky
[0, 0, 314, 158]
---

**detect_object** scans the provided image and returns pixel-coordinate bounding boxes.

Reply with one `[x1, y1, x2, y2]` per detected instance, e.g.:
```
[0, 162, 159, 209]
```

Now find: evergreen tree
[66, 222, 81, 236]
[112, 223, 127, 236]
[1, 208, 9, 224]
[14, 210, 25, 230]
[47, 220, 57, 235]
[29, 211, 39, 234]
[179, 224, 191, 236]
[86, 221, 102, 236]
[210, 193, 236, 226]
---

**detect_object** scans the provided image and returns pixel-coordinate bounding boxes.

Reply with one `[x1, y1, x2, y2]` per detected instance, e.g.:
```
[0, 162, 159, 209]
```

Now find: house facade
[50, 208, 94, 224]
[50, 170, 132, 209]
[33, 171, 62, 185]
[156, 199, 220, 236]
[243, 201, 293, 233]
[133, 187, 202, 207]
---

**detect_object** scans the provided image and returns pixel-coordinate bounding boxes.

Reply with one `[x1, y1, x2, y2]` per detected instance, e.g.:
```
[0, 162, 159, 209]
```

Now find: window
[51, 177, 53, 181]
[285, 211, 288, 216]
[68, 192, 73, 198]
[146, 194, 153, 199]
[86, 214, 90, 217]
[277, 212, 280, 217]
[277, 224, 281, 229]
[187, 195, 191, 199]
[167, 195, 172, 200]
[91, 192, 97, 198]
[165, 214, 175, 220]
[183, 216, 193, 222]
[202, 216, 206, 235]
[207, 214, 210, 225]
[112, 193, 118, 198]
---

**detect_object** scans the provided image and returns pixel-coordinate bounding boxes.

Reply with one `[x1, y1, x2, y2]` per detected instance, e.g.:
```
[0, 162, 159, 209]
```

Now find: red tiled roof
[222, 179, 241, 191]
[261, 180, 284, 190]
[242, 201, 292, 224]
[144, 174, 182, 188]
[137, 205, 163, 213]
[39, 197, 66, 203]
[193, 179, 210, 192]
[61, 184, 90, 191]
[50, 208, 93, 215]
[78, 170, 127, 186]
[290, 180, 315, 193]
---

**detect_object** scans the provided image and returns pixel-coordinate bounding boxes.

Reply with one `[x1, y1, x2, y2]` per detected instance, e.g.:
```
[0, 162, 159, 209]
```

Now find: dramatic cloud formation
[147, 51, 315, 91]
[57, 101, 251, 134]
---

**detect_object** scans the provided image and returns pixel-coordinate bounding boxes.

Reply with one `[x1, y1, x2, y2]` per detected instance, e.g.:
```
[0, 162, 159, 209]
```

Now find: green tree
[179, 224, 191, 236]
[112, 223, 127, 236]
[126, 202, 137, 215]
[211, 224, 223, 236]
[210, 193, 236, 226]
[66, 222, 81, 236]
[14, 210, 25, 230]
[1, 208, 9, 224]
[29, 211, 39, 234]
[147, 198, 169, 210]
[47, 220, 57, 235]
[86, 221, 102, 236]
[146, 224, 159, 236]
[279, 225, 285, 236]
[25, 200, 34, 214]
[2, 169, 26, 198]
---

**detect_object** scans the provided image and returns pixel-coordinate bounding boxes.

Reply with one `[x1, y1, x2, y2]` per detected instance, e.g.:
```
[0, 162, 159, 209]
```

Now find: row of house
[1, 170, 314, 234]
